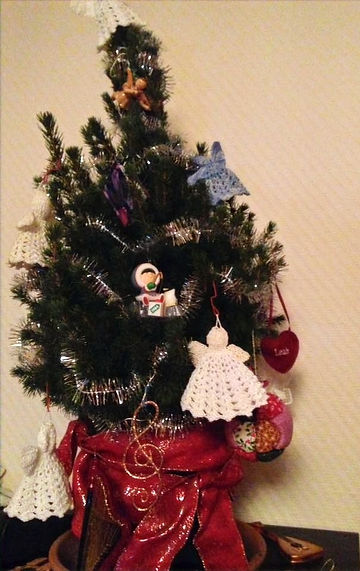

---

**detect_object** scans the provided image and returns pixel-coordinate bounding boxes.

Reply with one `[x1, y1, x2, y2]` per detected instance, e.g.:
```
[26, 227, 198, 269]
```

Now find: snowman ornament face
[132, 263, 165, 317]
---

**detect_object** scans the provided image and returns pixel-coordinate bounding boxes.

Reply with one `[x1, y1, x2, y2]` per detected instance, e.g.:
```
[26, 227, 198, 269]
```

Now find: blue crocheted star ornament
[187, 141, 249, 205]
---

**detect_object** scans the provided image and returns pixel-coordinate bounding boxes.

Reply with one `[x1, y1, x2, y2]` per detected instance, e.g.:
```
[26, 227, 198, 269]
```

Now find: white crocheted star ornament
[181, 323, 268, 422]
[70, 0, 143, 47]
[5, 420, 72, 522]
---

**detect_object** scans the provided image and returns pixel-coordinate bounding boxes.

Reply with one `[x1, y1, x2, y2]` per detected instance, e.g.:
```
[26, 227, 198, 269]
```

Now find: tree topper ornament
[181, 317, 268, 422]
[187, 141, 249, 205]
[70, 0, 143, 47]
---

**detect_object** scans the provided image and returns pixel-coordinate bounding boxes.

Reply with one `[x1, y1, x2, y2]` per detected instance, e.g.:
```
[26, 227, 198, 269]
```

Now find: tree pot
[48, 520, 266, 570]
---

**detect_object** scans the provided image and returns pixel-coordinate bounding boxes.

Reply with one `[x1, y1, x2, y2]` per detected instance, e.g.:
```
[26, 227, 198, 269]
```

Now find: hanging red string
[210, 281, 220, 317]
[267, 284, 292, 329]
[42, 159, 62, 184]
[275, 283, 292, 328]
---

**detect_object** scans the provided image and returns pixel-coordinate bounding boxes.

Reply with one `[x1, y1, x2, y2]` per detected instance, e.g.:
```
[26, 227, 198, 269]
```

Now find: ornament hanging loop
[42, 159, 62, 184]
[268, 283, 292, 329]
[210, 281, 220, 318]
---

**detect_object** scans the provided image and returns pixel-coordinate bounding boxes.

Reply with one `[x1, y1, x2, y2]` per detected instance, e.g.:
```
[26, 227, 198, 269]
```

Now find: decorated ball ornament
[226, 392, 293, 462]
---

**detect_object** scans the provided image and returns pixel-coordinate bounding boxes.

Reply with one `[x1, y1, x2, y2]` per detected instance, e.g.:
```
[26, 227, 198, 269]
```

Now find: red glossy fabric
[57, 420, 249, 571]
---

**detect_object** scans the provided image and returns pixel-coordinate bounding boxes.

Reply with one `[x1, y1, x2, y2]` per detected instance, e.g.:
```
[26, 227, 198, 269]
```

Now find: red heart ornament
[260, 329, 299, 373]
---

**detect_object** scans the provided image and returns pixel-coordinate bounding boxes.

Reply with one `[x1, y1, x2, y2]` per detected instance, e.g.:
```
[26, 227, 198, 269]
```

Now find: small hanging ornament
[103, 163, 133, 226]
[137, 51, 158, 76]
[181, 319, 268, 421]
[4, 418, 72, 521]
[132, 263, 164, 317]
[109, 47, 129, 78]
[9, 188, 53, 269]
[181, 284, 268, 421]
[260, 284, 299, 374]
[187, 141, 249, 205]
[112, 68, 151, 112]
[132, 263, 181, 318]
[140, 112, 163, 132]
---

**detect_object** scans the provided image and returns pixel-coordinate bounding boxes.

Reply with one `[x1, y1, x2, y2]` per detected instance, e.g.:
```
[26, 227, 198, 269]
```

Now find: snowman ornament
[181, 318, 268, 422]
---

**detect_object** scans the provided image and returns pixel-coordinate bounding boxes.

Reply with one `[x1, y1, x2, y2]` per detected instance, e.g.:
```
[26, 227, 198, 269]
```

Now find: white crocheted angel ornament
[181, 321, 268, 422]
[9, 188, 52, 268]
[70, 0, 143, 47]
[5, 420, 72, 522]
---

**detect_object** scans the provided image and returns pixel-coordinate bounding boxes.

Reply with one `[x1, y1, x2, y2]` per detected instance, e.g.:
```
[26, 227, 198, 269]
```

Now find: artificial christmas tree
[7, 2, 298, 569]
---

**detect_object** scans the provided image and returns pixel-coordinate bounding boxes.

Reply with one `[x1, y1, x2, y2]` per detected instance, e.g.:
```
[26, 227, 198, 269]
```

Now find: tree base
[48, 521, 266, 571]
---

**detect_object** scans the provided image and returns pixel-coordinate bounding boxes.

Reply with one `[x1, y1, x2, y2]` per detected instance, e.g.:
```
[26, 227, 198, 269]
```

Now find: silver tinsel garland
[72, 255, 126, 311]
[178, 276, 203, 318]
[164, 218, 201, 246]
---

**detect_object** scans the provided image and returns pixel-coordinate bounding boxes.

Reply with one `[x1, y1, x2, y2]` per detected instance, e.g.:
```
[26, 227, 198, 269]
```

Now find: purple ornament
[103, 163, 133, 226]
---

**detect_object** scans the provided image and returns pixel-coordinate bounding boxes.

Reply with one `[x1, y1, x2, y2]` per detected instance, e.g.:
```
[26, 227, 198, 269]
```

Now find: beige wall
[1, 0, 359, 533]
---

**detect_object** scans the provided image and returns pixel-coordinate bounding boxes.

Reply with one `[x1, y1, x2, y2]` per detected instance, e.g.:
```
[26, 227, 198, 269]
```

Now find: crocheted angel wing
[188, 340, 208, 366]
[227, 344, 250, 363]
[16, 211, 36, 229]
[37, 421, 56, 453]
[21, 445, 40, 476]
[15, 189, 51, 229]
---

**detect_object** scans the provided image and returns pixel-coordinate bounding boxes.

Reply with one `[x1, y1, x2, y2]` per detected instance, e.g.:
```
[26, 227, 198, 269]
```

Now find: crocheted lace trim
[70, 0, 143, 46]
[9, 189, 52, 267]
[181, 348, 268, 421]
[181, 325, 268, 422]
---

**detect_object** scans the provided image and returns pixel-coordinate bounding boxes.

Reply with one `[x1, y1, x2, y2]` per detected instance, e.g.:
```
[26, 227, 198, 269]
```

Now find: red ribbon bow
[57, 420, 249, 571]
